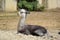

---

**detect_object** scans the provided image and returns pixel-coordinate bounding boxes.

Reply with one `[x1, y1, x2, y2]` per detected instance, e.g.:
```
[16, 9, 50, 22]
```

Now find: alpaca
[17, 9, 48, 36]
[18, 25, 47, 36]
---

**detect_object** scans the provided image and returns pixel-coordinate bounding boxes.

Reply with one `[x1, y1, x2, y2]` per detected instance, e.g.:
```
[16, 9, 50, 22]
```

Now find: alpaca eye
[20, 12, 24, 13]
[20, 12, 27, 14]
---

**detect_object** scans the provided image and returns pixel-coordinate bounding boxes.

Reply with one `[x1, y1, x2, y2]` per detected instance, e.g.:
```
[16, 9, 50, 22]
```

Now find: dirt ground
[0, 10, 60, 40]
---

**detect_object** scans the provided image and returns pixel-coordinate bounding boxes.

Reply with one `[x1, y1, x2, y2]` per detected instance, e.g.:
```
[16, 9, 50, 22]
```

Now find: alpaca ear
[26, 11, 30, 14]
[17, 11, 21, 16]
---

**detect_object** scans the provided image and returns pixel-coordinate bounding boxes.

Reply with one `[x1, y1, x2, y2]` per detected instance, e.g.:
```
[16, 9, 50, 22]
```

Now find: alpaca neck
[20, 15, 26, 27]
[20, 12, 27, 29]
[18, 9, 27, 30]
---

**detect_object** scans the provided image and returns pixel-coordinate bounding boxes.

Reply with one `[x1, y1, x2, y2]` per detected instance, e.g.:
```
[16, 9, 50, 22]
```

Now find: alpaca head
[18, 9, 27, 17]
[18, 9, 30, 16]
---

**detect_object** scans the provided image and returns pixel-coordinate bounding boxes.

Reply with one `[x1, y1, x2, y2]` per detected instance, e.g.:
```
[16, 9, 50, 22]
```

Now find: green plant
[32, 1, 38, 10]
[17, 1, 27, 8]
[25, 2, 33, 10]
[17, 0, 45, 11]
[36, 5, 45, 11]
[17, 0, 38, 11]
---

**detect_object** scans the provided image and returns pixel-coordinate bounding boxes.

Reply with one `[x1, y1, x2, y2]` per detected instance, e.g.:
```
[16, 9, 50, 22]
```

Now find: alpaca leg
[24, 29, 31, 35]
[34, 29, 44, 36]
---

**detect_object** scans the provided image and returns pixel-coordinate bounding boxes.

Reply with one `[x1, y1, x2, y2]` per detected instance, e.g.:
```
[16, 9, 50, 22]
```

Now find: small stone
[58, 32, 60, 35]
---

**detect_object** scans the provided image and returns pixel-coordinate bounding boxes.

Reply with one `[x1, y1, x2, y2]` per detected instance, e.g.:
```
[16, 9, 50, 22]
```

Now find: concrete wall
[5, 0, 17, 12]
[4, 0, 60, 11]
[57, 0, 60, 8]
[0, 0, 5, 10]
[38, 0, 60, 9]
[47, 0, 57, 9]
[37, 0, 42, 5]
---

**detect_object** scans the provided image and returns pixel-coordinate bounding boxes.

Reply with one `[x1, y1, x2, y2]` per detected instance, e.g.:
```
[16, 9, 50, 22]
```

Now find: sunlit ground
[0, 11, 60, 31]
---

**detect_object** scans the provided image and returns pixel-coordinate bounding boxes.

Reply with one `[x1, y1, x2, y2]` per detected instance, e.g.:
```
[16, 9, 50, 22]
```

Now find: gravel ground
[0, 30, 60, 40]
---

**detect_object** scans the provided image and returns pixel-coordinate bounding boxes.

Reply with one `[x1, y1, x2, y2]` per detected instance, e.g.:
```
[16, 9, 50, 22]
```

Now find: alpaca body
[18, 25, 47, 36]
